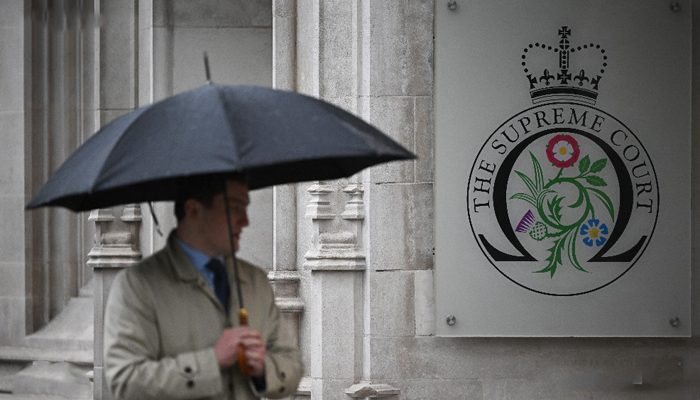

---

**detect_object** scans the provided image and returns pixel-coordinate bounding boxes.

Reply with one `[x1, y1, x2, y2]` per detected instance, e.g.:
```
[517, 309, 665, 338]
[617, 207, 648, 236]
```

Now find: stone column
[88, 206, 141, 400]
[271, 1, 309, 397]
[89, 1, 140, 397]
[304, 182, 365, 400]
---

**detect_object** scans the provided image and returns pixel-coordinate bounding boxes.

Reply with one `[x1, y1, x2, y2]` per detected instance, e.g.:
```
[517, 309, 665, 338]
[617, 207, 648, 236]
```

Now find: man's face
[195, 180, 250, 257]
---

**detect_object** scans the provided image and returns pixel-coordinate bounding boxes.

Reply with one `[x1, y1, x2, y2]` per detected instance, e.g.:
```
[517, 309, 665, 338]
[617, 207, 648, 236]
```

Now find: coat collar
[166, 230, 250, 284]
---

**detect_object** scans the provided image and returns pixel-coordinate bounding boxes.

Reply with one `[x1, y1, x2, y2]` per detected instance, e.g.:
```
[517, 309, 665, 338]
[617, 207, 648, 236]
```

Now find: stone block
[138, 8, 154, 107]
[272, 11, 296, 90]
[172, 27, 272, 92]
[273, 0, 295, 18]
[369, 271, 415, 337]
[385, 378, 482, 400]
[481, 378, 592, 400]
[99, 2, 137, 110]
[309, 272, 362, 379]
[370, 336, 695, 397]
[12, 361, 92, 398]
[238, 187, 273, 271]
[0, 263, 24, 297]
[0, 27, 24, 112]
[368, 183, 433, 271]
[311, 377, 356, 400]
[0, 112, 26, 195]
[0, 196, 26, 263]
[272, 184, 297, 271]
[415, 96, 434, 183]
[368, 96, 416, 184]
[414, 270, 435, 336]
[154, 0, 271, 28]
[295, 0, 320, 96]
[25, 297, 93, 351]
[47, 208, 79, 265]
[368, 337, 570, 381]
[319, 0, 355, 99]
[0, 296, 27, 345]
[0, 361, 24, 393]
[0, 1, 23, 28]
[483, 377, 691, 400]
[368, 1, 433, 97]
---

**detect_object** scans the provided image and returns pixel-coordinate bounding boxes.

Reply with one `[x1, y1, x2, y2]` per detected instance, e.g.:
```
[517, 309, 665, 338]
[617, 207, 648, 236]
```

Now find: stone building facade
[0, 0, 698, 399]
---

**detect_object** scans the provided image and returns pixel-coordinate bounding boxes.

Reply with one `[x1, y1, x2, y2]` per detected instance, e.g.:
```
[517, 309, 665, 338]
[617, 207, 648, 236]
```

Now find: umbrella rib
[212, 85, 244, 170]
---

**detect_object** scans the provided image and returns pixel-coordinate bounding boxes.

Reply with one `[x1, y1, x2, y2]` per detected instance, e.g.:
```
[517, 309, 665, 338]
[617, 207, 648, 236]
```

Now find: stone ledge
[295, 376, 311, 396]
[0, 347, 92, 366]
[13, 361, 92, 399]
[345, 382, 400, 398]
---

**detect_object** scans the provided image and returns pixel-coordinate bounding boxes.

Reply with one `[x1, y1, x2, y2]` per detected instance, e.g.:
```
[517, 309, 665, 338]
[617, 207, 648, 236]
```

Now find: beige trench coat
[104, 232, 303, 399]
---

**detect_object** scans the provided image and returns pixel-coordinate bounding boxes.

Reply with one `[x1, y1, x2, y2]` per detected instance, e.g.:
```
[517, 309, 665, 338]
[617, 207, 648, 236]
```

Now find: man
[104, 174, 303, 399]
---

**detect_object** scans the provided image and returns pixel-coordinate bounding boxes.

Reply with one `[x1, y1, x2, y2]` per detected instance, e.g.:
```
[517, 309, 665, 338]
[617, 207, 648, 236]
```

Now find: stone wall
[291, 1, 700, 399]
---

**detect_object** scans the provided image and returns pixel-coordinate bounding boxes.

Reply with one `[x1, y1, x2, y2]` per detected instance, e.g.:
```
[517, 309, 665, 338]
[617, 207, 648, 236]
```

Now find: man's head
[174, 173, 248, 221]
[174, 173, 250, 257]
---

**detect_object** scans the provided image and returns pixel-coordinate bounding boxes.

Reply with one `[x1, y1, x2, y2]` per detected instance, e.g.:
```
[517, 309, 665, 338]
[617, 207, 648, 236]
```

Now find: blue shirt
[175, 236, 223, 293]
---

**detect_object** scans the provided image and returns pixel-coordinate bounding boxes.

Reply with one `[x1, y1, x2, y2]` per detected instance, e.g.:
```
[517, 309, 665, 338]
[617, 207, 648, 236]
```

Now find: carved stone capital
[267, 270, 304, 313]
[304, 231, 366, 271]
[88, 206, 142, 270]
[341, 183, 365, 220]
[305, 184, 335, 220]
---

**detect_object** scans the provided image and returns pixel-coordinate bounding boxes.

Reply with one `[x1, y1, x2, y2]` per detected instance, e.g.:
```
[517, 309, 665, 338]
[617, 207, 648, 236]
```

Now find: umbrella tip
[203, 51, 212, 85]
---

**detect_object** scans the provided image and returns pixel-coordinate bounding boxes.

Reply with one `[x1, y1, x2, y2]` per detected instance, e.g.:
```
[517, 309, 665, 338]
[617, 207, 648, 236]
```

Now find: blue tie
[205, 258, 230, 313]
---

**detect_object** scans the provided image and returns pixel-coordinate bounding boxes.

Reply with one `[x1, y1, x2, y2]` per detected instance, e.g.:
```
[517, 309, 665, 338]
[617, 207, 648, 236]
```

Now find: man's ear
[182, 198, 201, 221]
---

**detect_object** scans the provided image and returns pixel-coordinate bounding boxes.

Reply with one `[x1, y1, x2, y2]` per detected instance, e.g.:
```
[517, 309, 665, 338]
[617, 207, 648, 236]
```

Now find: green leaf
[510, 192, 537, 207]
[584, 175, 607, 186]
[515, 170, 537, 196]
[536, 238, 565, 277]
[566, 230, 588, 272]
[588, 187, 615, 221]
[547, 195, 564, 223]
[589, 158, 608, 173]
[530, 152, 545, 191]
[569, 187, 585, 209]
[578, 154, 590, 174]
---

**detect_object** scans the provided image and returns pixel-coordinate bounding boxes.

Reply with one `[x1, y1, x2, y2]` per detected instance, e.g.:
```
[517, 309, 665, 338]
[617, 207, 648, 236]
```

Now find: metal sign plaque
[435, 0, 690, 336]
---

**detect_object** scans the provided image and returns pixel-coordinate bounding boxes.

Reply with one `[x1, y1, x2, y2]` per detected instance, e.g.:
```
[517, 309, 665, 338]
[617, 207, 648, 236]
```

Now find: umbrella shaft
[222, 179, 245, 310]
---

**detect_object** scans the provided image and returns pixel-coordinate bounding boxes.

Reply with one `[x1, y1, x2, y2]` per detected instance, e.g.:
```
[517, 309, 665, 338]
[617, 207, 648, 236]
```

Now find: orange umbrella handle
[237, 308, 252, 376]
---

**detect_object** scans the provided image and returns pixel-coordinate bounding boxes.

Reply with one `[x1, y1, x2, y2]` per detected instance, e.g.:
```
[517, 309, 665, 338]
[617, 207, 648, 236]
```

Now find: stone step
[0, 363, 24, 394]
[78, 279, 94, 298]
[0, 348, 91, 366]
[11, 362, 91, 399]
[25, 298, 93, 351]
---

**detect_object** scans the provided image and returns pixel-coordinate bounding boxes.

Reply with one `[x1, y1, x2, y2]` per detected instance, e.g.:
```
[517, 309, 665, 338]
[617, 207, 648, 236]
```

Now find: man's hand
[214, 327, 266, 377]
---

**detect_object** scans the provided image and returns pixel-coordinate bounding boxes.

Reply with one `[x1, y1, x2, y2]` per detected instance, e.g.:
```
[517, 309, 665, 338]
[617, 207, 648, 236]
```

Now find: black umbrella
[26, 84, 415, 211]
[26, 82, 414, 376]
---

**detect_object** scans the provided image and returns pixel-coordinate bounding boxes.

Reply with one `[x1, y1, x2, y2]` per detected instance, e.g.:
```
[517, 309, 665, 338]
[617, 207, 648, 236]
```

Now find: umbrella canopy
[26, 84, 415, 212]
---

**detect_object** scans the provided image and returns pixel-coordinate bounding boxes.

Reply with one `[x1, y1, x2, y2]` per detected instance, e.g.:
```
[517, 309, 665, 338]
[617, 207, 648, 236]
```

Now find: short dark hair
[174, 172, 248, 221]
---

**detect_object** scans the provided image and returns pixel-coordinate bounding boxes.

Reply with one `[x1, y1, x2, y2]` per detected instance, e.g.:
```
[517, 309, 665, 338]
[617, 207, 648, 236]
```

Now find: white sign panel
[435, 0, 691, 336]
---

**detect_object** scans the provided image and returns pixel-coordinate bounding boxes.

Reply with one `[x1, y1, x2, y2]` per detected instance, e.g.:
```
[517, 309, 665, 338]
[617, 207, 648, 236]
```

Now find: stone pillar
[88, 206, 141, 400]
[304, 183, 366, 400]
[271, 1, 309, 397]
[0, 0, 30, 346]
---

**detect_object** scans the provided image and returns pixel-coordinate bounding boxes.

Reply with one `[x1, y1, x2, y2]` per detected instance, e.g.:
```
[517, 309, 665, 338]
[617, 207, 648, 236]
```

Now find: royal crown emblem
[522, 26, 608, 105]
